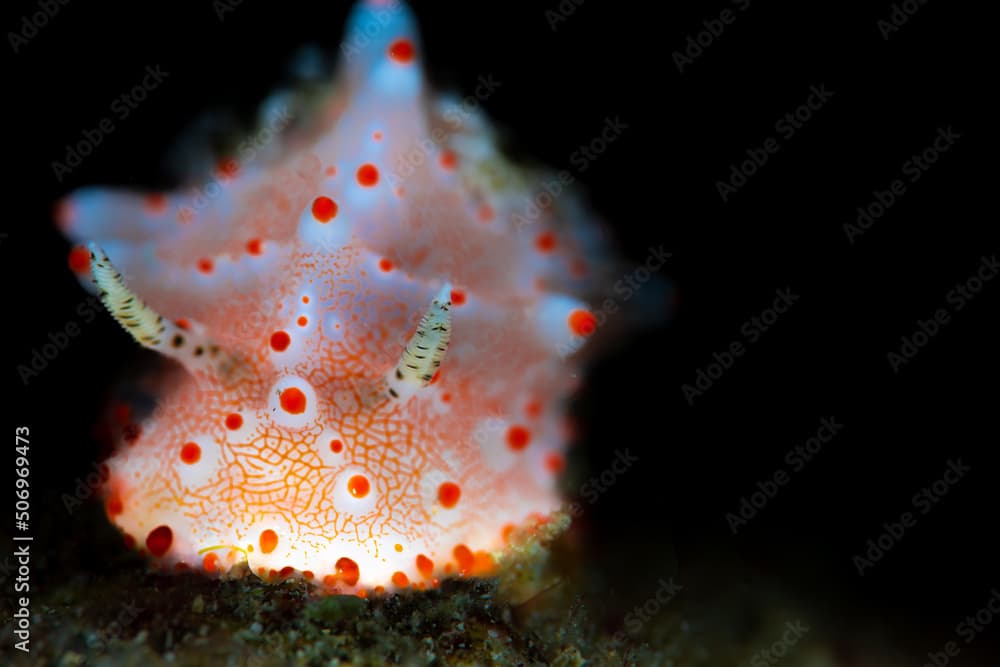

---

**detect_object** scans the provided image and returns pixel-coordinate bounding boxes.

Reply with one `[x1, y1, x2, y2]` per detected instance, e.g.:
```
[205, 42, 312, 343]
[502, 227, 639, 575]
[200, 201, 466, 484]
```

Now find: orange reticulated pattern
[58, 0, 615, 594]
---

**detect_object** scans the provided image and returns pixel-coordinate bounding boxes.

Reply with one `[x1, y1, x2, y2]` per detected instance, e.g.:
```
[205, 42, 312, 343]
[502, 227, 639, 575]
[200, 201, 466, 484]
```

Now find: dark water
[6, 1, 995, 664]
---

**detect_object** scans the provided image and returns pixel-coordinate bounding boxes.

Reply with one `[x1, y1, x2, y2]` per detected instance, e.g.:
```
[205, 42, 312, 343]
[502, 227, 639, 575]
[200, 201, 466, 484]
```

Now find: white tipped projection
[385, 282, 453, 402]
[88, 242, 237, 379]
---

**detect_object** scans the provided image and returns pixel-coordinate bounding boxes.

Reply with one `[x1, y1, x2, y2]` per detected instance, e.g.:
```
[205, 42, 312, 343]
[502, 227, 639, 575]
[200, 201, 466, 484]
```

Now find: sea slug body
[58, 0, 618, 594]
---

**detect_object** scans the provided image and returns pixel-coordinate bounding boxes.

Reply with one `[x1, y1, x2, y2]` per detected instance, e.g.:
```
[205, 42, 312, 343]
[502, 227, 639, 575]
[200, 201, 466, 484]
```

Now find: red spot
[388, 38, 415, 63]
[438, 482, 461, 509]
[68, 245, 90, 274]
[378, 258, 394, 272]
[325, 166, 337, 177]
[279, 566, 294, 578]
[175, 562, 189, 571]
[123, 533, 136, 550]
[416, 554, 434, 579]
[180, 442, 201, 464]
[439, 150, 457, 170]
[217, 158, 240, 180]
[297, 316, 308, 327]
[347, 475, 370, 498]
[507, 425, 531, 451]
[454, 545, 474, 574]
[301, 296, 310, 304]
[392, 571, 409, 587]
[429, 370, 441, 385]
[330, 439, 343, 454]
[203, 552, 219, 573]
[473, 551, 496, 575]
[270, 331, 291, 352]
[544, 453, 565, 474]
[525, 400, 542, 419]
[106, 495, 123, 516]
[568, 309, 597, 336]
[535, 232, 556, 253]
[54, 199, 75, 229]
[114, 404, 132, 425]
[373, 131, 383, 141]
[280, 387, 307, 414]
[246, 238, 263, 255]
[260, 529, 278, 554]
[449, 289, 466, 306]
[356, 163, 379, 187]
[335, 557, 360, 586]
[311, 196, 338, 223]
[144, 193, 167, 213]
[175, 318, 191, 330]
[197, 258, 214, 274]
[303, 570, 314, 580]
[440, 392, 452, 403]
[225, 413, 243, 430]
[146, 525, 173, 557]
[476, 204, 494, 223]
[502, 524, 516, 545]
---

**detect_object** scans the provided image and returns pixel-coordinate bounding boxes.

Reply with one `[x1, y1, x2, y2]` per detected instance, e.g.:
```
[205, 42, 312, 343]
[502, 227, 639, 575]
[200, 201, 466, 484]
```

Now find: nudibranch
[58, 0, 618, 594]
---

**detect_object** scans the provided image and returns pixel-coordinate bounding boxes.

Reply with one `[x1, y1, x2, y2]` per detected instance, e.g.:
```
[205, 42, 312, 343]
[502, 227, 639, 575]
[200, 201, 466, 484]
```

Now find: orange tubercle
[279, 387, 307, 414]
[356, 163, 379, 187]
[568, 309, 597, 336]
[347, 475, 370, 498]
[438, 482, 461, 508]
[259, 529, 278, 554]
[388, 38, 415, 63]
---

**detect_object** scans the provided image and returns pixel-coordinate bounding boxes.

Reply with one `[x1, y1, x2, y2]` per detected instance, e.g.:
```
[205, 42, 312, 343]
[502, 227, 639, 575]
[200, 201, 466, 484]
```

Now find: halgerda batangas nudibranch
[58, 0, 620, 594]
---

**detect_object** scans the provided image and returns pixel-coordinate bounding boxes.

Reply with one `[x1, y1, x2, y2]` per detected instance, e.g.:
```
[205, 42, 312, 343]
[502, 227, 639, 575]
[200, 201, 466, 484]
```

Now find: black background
[6, 0, 994, 658]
